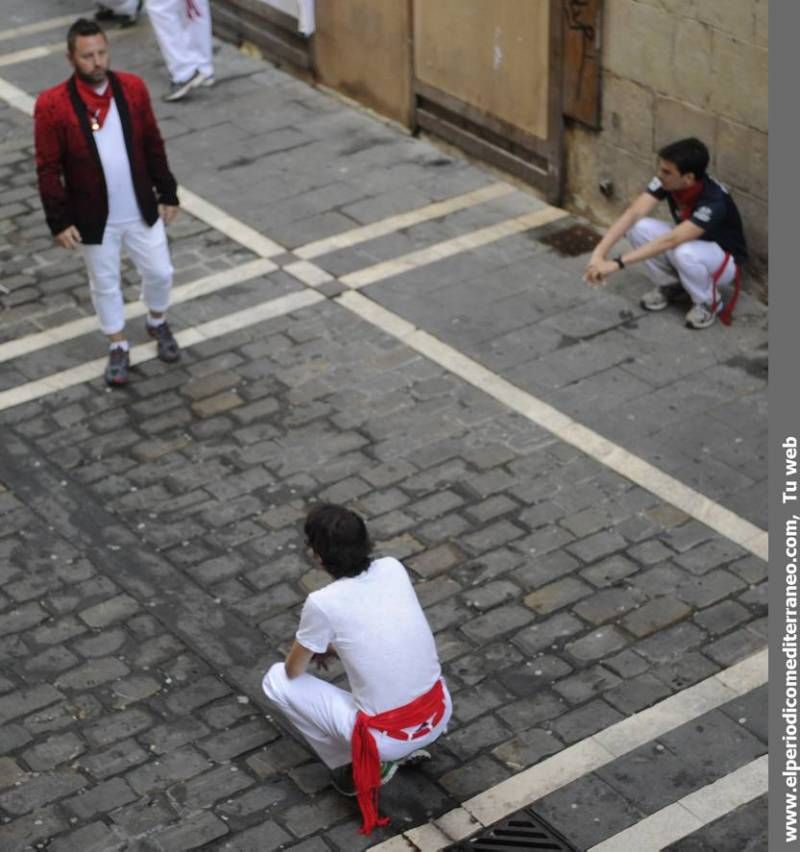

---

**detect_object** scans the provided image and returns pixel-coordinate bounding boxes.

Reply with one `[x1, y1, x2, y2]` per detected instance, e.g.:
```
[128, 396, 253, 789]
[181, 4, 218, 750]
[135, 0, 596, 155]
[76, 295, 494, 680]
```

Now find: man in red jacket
[34, 18, 181, 386]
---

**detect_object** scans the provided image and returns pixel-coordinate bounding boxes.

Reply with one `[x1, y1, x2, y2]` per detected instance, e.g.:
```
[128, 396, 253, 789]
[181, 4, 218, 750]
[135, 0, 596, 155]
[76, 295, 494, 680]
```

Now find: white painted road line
[0, 77, 34, 115]
[0, 13, 92, 43]
[0, 259, 276, 365]
[178, 187, 285, 260]
[294, 182, 516, 260]
[340, 206, 568, 289]
[0, 69, 769, 560]
[368, 649, 767, 851]
[587, 754, 768, 852]
[283, 260, 333, 287]
[337, 291, 768, 560]
[0, 289, 323, 412]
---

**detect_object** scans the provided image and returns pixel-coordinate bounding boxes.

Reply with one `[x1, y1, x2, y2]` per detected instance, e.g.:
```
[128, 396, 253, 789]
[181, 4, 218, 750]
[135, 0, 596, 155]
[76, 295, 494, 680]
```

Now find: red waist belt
[711, 252, 742, 327]
[351, 679, 446, 835]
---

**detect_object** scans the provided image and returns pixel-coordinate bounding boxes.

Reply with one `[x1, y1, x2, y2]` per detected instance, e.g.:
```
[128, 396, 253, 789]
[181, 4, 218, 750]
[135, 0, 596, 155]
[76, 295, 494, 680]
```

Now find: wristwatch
[613, 255, 626, 269]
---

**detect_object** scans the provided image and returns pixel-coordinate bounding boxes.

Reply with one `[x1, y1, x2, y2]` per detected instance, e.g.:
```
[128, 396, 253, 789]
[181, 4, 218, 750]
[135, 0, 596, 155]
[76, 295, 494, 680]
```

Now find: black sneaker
[147, 320, 180, 362]
[105, 347, 130, 386]
[94, 4, 117, 21]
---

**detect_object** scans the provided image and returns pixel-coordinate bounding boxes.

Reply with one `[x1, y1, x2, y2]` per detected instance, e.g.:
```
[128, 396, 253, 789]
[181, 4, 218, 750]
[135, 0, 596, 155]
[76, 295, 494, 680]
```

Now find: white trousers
[146, 0, 214, 83]
[627, 217, 737, 306]
[82, 218, 173, 336]
[262, 663, 453, 770]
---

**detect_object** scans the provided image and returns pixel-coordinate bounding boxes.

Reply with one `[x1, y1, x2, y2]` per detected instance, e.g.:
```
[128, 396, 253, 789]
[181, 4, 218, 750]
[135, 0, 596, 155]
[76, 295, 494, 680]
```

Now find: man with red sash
[34, 19, 181, 386]
[262, 504, 452, 836]
[584, 137, 748, 329]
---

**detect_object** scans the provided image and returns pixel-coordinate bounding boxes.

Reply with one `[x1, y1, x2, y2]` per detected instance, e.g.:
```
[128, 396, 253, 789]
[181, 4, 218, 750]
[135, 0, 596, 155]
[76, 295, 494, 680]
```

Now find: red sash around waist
[351, 678, 446, 835]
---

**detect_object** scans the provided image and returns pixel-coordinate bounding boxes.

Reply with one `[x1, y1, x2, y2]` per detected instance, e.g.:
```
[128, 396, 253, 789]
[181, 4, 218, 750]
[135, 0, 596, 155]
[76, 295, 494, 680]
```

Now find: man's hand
[584, 258, 620, 287]
[311, 646, 338, 672]
[159, 204, 179, 225]
[55, 225, 82, 250]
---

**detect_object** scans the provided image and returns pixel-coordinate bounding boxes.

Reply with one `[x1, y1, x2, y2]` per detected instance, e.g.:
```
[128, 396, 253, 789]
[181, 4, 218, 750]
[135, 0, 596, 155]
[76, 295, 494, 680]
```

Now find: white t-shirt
[296, 556, 442, 716]
[93, 95, 141, 225]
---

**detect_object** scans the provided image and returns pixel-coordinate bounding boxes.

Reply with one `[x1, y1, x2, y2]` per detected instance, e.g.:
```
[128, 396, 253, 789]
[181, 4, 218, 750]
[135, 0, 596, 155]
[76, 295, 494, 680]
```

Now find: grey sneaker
[105, 347, 130, 386]
[641, 283, 685, 312]
[685, 303, 718, 329]
[162, 70, 203, 102]
[146, 320, 180, 362]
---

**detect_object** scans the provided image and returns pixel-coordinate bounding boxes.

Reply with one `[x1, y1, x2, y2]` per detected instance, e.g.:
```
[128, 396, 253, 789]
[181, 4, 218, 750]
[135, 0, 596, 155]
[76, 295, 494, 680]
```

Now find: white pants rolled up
[262, 663, 453, 770]
[627, 217, 736, 306]
[146, 0, 214, 83]
[82, 218, 173, 336]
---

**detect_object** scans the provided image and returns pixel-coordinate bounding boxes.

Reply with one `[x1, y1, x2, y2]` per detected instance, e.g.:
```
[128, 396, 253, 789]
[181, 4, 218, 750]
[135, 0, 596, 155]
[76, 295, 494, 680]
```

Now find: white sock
[109, 340, 129, 352]
[147, 315, 166, 328]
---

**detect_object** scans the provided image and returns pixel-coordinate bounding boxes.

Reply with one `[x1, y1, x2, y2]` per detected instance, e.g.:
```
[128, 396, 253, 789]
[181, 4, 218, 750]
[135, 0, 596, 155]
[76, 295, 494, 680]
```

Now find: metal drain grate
[443, 808, 578, 851]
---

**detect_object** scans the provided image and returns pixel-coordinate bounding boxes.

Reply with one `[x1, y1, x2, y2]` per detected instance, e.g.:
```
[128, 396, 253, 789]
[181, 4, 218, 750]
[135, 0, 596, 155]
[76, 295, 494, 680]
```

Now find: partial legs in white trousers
[82, 219, 173, 337]
[627, 217, 736, 307]
[262, 663, 452, 771]
[146, 0, 214, 85]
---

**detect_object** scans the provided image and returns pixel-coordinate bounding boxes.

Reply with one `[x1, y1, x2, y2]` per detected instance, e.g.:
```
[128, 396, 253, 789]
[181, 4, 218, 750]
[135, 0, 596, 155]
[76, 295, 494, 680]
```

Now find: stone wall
[564, 0, 768, 282]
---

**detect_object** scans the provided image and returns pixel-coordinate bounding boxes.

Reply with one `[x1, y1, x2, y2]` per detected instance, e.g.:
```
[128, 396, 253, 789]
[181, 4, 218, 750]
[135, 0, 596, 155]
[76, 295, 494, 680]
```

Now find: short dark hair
[305, 503, 372, 579]
[67, 18, 106, 54]
[657, 137, 709, 180]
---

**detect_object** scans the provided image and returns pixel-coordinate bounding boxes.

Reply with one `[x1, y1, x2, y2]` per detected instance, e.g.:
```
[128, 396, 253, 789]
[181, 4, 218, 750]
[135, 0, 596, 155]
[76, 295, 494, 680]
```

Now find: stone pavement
[0, 5, 768, 851]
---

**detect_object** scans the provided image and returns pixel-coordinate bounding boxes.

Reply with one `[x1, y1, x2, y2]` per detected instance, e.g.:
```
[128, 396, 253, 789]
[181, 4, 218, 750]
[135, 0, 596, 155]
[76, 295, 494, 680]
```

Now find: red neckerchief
[351, 679, 446, 835]
[74, 75, 113, 130]
[670, 180, 704, 221]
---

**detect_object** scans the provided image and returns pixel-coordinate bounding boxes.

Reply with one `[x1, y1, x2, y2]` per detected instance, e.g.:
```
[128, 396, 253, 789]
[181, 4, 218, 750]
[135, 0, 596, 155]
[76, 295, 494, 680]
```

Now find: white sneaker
[198, 74, 215, 88]
[641, 283, 685, 312]
[685, 303, 718, 329]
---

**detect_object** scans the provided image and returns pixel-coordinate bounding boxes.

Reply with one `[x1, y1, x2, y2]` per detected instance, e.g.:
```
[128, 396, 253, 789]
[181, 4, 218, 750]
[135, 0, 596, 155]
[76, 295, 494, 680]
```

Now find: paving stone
[0, 601, 49, 636]
[48, 820, 123, 852]
[450, 680, 515, 724]
[705, 626, 766, 667]
[604, 648, 651, 679]
[461, 603, 534, 643]
[0, 806, 67, 849]
[78, 595, 140, 628]
[447, 714, 512, 759]
[567, 530, 627, 563]
[219, 819, 293, 851]
[551, 698, 626, 744]
[573, 587, 646, 626]
[675, 570, 746, 608]
[626, 538, 675, 565]
[621, 597, 693, 638]
[523, 576, 593, 615]
[64, 776, 137, 820]
[24, 645, 79, 675]
[283, 790, 354, 837]
[693, 599, 752, 635]
[71, 628, 128, 658]
[492, 727, 563, 771]
[462, 580, 520, 612]
[565, 627, 629, 662]
[635, 622, 708, 664]
[439, 754, 511, 800]
[166, 675, 232, 714]
[580, 555, 639, 587]
[85, 708, 155, 748]
[0, 684, 63, 725]
[199, 719, 280, 761]
[512, 550, 581, 590]
[21, 732, 85, 771]
[55, 656, 130, 690]
[0, 769, 87, 815]
[553, 665, 622, 705]
[512, 612, 585, 656]
[151, 810, 230, 850]
[497, 690, 566, 732]
[0, 756, 26, 789]
[246, 739, 311, 778]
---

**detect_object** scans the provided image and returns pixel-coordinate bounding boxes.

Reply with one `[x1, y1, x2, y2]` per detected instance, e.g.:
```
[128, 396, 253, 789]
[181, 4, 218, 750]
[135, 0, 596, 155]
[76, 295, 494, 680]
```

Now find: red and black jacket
[34, 70, 178, 245]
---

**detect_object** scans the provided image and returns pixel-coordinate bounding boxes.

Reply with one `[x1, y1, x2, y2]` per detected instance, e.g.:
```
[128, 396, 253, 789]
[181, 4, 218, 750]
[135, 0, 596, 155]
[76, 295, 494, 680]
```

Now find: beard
[74, 66, 108, 85]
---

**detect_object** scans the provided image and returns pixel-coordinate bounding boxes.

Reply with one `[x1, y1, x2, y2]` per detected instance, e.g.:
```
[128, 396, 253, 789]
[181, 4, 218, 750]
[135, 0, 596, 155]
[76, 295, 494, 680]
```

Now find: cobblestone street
[0, 3, 768, 851]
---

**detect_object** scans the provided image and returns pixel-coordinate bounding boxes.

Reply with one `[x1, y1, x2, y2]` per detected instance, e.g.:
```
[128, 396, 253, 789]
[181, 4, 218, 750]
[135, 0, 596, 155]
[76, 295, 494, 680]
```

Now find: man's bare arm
[589, 192, 660, 265]
[284, 640, 315, 680]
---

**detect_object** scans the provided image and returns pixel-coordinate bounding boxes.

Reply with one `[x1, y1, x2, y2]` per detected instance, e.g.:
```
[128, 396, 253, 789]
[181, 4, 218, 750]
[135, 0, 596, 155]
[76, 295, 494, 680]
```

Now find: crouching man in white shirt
[262, 503, 453, 837]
